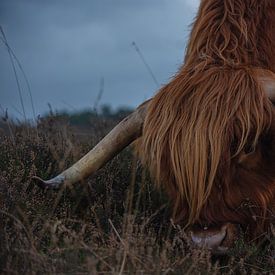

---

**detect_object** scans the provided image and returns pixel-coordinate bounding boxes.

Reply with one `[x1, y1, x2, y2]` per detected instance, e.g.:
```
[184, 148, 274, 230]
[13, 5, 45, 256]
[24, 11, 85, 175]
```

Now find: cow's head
[34, 73, 275, 254]
[186, 121, 275, 253]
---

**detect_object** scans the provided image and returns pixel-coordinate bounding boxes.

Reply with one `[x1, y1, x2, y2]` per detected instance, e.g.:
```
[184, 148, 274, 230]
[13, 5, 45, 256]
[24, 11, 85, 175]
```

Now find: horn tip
[32, 175, 65, 190]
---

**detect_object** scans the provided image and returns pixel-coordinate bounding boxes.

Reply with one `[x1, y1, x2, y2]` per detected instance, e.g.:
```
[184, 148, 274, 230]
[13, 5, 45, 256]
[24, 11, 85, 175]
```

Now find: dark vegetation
[0, 110, 274, 274]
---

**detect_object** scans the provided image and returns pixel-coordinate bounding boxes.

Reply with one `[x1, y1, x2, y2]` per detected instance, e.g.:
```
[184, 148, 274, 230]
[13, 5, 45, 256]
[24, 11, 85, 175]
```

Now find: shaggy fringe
[141, 67, 273, 226]
[139, 0, 275, 227]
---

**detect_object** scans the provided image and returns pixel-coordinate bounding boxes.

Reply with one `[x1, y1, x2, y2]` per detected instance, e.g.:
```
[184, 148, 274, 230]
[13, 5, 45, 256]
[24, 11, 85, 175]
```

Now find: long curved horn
[33, 100, 150, 189]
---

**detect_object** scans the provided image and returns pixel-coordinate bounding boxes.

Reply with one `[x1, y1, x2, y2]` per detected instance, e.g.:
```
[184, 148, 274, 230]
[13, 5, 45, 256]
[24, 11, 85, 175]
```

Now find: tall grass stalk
[0, 26, 36, 123]
[132, 41, 159, 88]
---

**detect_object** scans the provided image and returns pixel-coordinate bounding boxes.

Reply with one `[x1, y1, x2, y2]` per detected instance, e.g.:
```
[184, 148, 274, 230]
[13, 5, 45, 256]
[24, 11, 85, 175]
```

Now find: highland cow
[35, 0, 275, 253]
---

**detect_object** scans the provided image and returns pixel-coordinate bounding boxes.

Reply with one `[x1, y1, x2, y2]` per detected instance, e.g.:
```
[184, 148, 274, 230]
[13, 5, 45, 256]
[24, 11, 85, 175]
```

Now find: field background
[0, 110, 274, 274]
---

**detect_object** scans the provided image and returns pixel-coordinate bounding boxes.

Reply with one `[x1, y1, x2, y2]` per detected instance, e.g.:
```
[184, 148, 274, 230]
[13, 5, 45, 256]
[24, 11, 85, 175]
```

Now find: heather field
[0, 113, 274, 274]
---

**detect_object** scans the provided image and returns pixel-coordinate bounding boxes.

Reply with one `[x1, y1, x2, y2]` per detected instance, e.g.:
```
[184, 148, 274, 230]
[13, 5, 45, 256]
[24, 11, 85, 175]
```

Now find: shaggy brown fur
[138, 0, 275, 236]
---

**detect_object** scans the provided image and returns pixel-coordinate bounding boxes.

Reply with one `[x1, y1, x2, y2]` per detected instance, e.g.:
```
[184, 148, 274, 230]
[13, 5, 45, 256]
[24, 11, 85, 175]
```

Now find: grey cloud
[0, 0, 198, 119]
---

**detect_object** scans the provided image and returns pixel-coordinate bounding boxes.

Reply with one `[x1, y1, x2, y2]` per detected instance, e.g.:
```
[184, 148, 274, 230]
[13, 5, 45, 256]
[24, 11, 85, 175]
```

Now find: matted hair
[138, 0, 275, 230]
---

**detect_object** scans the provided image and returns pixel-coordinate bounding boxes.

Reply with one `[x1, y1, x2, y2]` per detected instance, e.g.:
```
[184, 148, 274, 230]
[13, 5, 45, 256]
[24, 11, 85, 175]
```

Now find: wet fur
[137, 0, 275, 236]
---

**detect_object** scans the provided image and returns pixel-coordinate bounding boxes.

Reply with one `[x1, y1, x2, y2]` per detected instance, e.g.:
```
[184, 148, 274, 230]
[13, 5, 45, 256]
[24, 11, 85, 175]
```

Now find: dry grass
[0, 115, 274, 274]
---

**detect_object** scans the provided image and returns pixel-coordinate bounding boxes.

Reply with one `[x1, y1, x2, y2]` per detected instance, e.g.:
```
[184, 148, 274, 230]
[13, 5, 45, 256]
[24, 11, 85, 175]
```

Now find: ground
[0, 113, 274, 274]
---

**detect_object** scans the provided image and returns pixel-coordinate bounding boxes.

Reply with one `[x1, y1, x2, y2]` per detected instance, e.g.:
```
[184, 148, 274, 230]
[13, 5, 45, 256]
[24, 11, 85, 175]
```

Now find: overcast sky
[0, 0, 200, 120]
